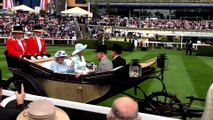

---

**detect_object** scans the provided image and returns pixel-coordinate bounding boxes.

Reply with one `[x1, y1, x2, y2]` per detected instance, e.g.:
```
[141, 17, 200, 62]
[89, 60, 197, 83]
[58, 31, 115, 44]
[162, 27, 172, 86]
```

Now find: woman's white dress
[72, 55, 89, 74]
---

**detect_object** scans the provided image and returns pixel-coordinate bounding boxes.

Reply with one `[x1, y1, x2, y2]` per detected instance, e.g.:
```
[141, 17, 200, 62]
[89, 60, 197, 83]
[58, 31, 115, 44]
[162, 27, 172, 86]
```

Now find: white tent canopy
[11, 5, 35, 12]
[61, 7, 93, 17]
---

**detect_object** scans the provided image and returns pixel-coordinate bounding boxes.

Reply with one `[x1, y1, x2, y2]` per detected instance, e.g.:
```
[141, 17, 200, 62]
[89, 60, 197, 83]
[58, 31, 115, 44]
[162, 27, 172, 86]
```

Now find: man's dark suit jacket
[112, 56, 126, 68]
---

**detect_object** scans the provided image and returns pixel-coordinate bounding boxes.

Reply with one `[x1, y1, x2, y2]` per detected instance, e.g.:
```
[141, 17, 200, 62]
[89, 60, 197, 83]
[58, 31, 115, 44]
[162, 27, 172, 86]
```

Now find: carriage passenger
[111, 44, 126, 68]
[71, 43, 89, 75]
[50, 50, 74, 74]
[95, 45, 113, 73]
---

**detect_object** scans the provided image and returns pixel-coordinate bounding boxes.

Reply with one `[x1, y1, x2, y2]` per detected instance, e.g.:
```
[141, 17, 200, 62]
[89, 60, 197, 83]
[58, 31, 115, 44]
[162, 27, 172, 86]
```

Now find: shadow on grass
[182, 55, 213, 106]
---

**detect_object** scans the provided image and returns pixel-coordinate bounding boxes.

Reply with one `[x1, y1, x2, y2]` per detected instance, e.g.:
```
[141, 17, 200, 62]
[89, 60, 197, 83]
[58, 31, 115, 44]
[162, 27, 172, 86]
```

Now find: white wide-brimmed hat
[72, 43, 87, 55]
[16, 100, 70, 120]
[54, 50, 68, 58]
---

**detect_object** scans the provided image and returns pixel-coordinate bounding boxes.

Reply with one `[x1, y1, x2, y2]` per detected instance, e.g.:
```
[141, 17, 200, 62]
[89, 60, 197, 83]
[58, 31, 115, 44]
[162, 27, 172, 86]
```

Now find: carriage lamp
[129, 59, 142, 78]
[157, 54, 168, 81]
[157, 54, 167, 69]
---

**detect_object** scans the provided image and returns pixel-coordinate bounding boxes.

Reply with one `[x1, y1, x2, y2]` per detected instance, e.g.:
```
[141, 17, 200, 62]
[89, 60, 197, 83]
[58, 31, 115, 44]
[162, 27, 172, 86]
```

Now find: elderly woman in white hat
[50, 50, 74, 73]
[72, 43, 89, 75]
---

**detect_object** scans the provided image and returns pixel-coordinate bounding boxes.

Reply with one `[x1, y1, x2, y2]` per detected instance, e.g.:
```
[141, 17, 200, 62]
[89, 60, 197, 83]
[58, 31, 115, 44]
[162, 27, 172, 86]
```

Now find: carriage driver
[6, 26, 30, 59]
[26, 26, 50, 59]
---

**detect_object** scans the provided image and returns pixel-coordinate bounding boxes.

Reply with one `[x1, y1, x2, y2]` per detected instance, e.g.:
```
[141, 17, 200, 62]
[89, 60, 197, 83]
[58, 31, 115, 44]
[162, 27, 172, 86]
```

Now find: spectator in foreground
[201, 83, 213, 120]
[107, 96, 142, 120]
[17, 100, 70, 120]
[0, 83, 25, 120]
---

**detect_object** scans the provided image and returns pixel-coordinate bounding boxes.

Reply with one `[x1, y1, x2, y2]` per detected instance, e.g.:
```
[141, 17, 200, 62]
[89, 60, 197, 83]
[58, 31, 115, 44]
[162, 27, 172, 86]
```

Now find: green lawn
[1, 46, 213, 118]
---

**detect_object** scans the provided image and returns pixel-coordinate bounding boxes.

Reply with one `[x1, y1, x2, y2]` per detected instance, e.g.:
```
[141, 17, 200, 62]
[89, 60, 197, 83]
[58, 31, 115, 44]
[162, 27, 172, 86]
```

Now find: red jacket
[6, 38, 29, 58]
[27, 36, 46, 56]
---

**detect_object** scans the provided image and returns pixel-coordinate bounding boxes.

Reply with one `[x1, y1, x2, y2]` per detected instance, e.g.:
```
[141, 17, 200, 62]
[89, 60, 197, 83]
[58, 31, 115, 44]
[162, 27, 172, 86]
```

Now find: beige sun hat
[16, 100, 70, 120]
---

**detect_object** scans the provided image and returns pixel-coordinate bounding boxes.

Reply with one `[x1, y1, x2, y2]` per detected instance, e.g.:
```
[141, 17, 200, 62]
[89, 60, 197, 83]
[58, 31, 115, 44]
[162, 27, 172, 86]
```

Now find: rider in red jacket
[26, 26, 50, 59]
[6, 26, 29, 58]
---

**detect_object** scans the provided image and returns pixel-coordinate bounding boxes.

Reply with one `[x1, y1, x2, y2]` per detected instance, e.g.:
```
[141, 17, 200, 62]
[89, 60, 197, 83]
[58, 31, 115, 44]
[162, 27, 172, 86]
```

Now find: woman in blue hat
[71, 43, 89, 75]
[50, 50, 74, 73]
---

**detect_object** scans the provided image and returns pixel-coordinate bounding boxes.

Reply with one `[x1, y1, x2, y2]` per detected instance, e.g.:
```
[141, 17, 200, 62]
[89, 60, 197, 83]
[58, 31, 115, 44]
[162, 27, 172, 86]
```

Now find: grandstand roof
[91, 2, 213, 8]
[90, 0, 212, 3]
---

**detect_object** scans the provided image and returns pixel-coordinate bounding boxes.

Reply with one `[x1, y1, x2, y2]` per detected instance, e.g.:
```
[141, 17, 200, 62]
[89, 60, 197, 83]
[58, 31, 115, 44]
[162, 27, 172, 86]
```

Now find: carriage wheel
[146, 92, 182, 117]
[3, 76, 46, 96]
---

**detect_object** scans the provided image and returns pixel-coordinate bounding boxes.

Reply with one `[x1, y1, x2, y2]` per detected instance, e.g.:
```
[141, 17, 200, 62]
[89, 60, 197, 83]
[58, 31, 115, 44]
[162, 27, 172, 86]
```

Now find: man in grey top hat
[95, 45, 113, 73]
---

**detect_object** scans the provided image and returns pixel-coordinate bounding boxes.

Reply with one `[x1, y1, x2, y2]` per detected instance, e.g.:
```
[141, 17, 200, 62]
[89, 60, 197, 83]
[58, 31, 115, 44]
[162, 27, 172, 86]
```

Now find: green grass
[1, 46, 213, 119]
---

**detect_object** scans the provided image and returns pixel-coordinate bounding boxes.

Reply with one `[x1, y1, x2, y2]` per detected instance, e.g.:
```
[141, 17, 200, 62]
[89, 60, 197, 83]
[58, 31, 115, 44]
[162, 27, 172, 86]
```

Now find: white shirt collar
[35, 36, 42, 52]
[113, 55, 120, 60]
[17, 39, 25, 52]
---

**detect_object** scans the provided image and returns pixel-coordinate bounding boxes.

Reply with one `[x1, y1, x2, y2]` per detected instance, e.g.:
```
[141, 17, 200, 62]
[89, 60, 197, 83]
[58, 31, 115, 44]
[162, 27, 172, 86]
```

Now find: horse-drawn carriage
[3, 51, 158, 103]
[3, 51, 204, 119]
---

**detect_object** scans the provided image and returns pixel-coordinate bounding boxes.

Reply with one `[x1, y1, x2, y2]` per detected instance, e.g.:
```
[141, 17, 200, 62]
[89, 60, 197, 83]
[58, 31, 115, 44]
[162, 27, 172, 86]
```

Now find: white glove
[93, 65, 97, 71]
[42, 55, 48, 59]
[31, 56, 36, 60]
[23, 57, 27, 60]
[37, 56, 42, 59]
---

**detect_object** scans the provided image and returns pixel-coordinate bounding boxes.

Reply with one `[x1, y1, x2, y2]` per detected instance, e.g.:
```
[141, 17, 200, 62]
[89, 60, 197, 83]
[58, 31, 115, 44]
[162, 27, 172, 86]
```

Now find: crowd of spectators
[0, 12, 80, 39]
[88, 17, 213, 30]
[0, 13, 213, 40]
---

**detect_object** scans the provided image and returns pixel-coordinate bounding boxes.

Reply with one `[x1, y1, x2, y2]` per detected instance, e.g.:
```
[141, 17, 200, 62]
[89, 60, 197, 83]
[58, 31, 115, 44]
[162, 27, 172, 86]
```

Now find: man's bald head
[107, 97, 141, 120]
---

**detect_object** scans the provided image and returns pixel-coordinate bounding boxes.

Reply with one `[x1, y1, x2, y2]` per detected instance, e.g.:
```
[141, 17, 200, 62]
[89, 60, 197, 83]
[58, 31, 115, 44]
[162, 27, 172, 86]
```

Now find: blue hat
[72, 43, 87, 55]
[55, 50, 67, 58]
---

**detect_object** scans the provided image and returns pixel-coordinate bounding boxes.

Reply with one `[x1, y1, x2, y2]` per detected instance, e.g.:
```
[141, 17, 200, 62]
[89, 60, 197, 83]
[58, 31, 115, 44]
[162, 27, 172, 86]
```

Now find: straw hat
[72, 43, 87, 55]
[16, 100, 70, 120]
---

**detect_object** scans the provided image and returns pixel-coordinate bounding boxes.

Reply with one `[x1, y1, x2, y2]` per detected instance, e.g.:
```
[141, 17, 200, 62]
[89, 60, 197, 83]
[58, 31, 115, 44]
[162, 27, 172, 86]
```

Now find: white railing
[2, 89, 179, 120]
[0, 37, 77, 45]
[144, 41, 211, 50]
[0, 37, 210, 50]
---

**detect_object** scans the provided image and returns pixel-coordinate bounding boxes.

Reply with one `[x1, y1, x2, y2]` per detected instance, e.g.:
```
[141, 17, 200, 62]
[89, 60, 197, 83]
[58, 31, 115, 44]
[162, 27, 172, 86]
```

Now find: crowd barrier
[2, 89, 180, 120]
